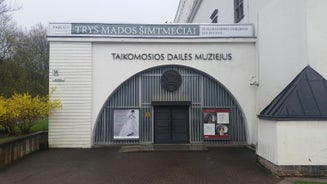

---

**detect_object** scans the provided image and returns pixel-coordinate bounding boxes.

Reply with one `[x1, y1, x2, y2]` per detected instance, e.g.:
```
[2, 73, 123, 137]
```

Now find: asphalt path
[0, 146, 282, 184]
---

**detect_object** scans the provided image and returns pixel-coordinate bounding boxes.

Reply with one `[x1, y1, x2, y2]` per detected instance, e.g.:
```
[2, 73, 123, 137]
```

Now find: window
[234, 0, 244, 23]
[210, 9, 218, 23]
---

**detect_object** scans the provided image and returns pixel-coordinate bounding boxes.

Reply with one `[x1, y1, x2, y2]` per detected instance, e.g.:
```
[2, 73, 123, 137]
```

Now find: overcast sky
[6, 0, 180, 29]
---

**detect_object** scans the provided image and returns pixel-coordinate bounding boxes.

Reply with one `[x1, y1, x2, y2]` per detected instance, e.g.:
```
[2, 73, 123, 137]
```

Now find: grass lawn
[0, 135, 16, 142]
[30, 119, 49, 132]
[0, 119, 48, 142]
[294, 181, 327, 184]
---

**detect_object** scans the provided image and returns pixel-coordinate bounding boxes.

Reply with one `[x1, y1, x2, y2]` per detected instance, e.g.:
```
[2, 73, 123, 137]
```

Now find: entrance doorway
[154, 106, 189, 144]
[94, 65, 247, 145]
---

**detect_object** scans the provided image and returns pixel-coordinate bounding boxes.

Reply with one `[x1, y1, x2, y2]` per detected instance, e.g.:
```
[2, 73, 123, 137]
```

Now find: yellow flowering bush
[0, 96, 6, 119]
[0, 92, 62, 135]
[0, 97, 17, 135]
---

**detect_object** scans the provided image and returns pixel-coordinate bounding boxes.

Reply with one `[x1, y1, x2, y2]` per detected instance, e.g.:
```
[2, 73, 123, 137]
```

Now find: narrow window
[234, 0, 244, 23]
[210, 9, 218, 23]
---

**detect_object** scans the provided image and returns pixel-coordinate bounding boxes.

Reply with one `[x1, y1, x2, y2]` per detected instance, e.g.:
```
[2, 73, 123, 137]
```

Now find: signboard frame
[203, 108, 230, 140]
[113, 109, 140, 140]
[48, 23, 254, 38]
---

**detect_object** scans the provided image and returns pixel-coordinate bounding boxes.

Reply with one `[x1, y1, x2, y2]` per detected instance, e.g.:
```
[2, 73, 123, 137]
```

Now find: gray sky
[7, 0, 180, 29]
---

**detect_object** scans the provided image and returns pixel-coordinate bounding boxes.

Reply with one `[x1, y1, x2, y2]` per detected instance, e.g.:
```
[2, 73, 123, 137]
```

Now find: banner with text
[48, 23, 254, 38]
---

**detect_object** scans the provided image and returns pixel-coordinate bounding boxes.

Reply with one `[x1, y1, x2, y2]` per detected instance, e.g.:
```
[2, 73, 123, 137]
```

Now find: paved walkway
[0, 146, 317, 184]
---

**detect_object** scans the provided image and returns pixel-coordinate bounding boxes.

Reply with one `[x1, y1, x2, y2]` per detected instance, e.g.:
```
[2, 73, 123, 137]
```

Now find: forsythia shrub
[0, 96, 17, 135]
[0, 91, 62, 135]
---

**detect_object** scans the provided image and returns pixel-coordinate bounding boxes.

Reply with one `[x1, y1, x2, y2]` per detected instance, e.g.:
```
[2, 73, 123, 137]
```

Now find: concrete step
[119, 144, 208, 152]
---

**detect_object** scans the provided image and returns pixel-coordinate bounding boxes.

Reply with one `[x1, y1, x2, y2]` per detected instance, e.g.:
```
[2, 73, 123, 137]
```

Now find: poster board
[203, 109, 230, 140]
[113, 109, 139, 139]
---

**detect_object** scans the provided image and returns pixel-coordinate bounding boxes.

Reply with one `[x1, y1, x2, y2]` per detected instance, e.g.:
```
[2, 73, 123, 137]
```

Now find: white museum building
[47, 0, 327, 176]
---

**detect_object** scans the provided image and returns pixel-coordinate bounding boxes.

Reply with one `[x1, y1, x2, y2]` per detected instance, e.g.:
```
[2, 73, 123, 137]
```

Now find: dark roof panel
[258, 65, 327, 120]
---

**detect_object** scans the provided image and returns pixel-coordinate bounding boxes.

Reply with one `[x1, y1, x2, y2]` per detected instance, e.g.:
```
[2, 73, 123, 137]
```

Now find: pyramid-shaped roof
[258, 65, 327, 120]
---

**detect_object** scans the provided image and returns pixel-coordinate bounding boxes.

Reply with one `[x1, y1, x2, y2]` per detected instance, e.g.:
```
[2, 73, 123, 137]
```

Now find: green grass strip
[294, 181, 327, 184]
[0, 119, 48, 142]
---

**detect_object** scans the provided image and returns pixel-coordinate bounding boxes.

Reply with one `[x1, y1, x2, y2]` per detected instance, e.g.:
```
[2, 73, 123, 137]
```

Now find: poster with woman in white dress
[113, 109, 139, 139]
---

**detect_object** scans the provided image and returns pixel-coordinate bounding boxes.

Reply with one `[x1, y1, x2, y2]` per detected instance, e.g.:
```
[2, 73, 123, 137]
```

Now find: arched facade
[93, 65, 247, 146]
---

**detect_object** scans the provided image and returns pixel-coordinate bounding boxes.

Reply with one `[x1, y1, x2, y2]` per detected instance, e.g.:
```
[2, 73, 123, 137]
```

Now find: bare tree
[0, 0, 20, 14]
[0, 1, 48, 96]
[0, 14, 17, 61]
[0, 0, 19, 62]
[0, 0, 12, 14]
[9, 24, 49, 96]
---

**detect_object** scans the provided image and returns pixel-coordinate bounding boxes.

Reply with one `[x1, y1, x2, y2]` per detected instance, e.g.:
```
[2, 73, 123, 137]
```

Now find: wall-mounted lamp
[249, 76, 259, 86]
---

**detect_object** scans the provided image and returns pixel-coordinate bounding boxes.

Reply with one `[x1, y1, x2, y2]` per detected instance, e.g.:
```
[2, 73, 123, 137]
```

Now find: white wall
[48, 37, 257, 148]
[306, 0, 327, 78]
[174, 0, 273, 36]
[192, 0, 234, 23]
[257, 119, 278, 164]
[174, 0, 197, 23]
[175, 0, 237, 24]
[91, 38, 258, 145]
[277, 121, 327, 165]
[175, 0, 327, 114]
[257, 0, 327, 116]
[49, 42, 93, 148]
[258, 120, 327, 165]
[248, 0, 272, 33]
[257, 0, 327, 166]
[256, 0, 309, 113]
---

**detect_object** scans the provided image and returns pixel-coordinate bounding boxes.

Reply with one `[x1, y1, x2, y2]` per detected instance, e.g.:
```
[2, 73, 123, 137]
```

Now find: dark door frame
[152, 101, 191, 106]
[153, 101, 191, 144]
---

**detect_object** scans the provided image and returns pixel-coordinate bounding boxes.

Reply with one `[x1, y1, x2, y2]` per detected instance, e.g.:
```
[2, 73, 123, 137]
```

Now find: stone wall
[258, 156, 327, 176]
[0, 131, 48, 169]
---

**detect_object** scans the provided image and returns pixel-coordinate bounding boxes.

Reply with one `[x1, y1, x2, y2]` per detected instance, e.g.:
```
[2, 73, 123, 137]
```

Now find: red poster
[203, 109, 230, 140]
